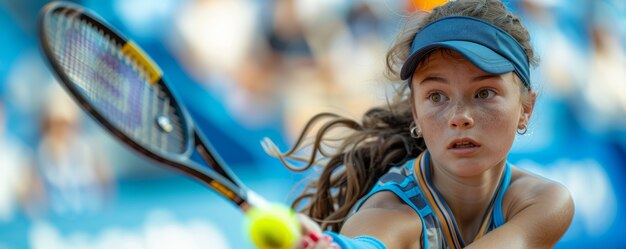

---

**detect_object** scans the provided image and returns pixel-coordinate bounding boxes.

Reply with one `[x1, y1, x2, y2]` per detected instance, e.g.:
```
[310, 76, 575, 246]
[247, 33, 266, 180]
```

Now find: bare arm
[339, 191, 423, 249]
[296, 191, 423, 249]
[466, 181, 574, 249]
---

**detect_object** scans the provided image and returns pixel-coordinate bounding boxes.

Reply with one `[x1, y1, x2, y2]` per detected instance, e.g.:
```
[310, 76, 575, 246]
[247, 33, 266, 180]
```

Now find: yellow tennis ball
[246, 204, 301, 249]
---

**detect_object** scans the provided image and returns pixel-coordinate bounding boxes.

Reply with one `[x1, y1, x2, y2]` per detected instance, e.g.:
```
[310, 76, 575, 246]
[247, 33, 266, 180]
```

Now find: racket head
[38, 1, 257, 212]
[38, 1, 194, 164]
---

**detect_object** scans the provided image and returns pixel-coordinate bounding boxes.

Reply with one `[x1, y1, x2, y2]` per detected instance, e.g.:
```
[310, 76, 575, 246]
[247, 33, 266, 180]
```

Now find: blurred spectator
[5, 50, 53, 144]
[267, 0, 312, 60]
[518, 0, 587, 96]
[171, 0, 282, 128]
[0, 99, 33, 221]
[578, 0, 626, 133]
[32, 84, 114, 215]
[281, 0, 392, 139]
[510, 0, 589, 153]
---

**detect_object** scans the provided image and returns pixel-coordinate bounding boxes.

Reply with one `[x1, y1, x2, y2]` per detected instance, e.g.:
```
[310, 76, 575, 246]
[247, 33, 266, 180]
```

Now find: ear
[518, 90, 537, 130]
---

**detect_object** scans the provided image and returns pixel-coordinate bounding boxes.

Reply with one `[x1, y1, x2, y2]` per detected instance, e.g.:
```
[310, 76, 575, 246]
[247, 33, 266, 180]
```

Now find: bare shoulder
[340, 191, 423, 249]
[505, 167, 574, 218]
[502, 167, 575, 245]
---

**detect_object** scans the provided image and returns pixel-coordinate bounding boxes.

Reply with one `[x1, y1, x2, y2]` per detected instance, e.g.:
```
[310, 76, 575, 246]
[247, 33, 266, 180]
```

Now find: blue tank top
[349, 151, 512, 249]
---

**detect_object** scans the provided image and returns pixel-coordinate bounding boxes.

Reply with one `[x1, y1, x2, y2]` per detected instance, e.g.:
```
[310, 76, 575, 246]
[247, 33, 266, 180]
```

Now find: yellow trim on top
[209, 180, 235, 200]
[121, 41, 162, 84]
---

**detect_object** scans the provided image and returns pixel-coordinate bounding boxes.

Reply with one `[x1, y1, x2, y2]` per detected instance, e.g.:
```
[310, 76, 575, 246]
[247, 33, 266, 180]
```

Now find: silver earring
[517, 125, 527, 135]
[410, 123, 422, 139]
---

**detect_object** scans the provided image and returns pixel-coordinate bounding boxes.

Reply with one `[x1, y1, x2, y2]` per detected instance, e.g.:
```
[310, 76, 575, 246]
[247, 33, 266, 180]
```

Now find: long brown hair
[264, 0, 537, 232]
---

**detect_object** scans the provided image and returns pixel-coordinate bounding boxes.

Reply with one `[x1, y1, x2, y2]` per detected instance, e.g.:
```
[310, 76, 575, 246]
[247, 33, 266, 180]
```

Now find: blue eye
[476, 89, 496, 99]
[428, 92, 448, 103]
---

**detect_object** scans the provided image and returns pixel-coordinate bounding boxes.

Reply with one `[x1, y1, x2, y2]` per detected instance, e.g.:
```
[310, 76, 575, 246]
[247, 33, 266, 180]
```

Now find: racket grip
[246, 203, 301, 249]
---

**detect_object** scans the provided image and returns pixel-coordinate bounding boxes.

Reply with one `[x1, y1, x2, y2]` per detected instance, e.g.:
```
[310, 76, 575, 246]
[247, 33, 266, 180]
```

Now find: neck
[430, 158, 506, 242]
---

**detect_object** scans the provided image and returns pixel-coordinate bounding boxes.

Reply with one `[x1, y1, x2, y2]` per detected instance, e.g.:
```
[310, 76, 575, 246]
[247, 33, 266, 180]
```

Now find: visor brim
[400, 41, 515, 80]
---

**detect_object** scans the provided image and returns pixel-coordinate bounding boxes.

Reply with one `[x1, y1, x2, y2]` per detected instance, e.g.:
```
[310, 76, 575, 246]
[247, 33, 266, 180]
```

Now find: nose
[448, 101, 474, 129]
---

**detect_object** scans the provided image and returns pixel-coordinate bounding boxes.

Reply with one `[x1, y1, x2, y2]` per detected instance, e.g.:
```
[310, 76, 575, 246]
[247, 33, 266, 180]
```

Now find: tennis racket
[38, 2, 300, 248]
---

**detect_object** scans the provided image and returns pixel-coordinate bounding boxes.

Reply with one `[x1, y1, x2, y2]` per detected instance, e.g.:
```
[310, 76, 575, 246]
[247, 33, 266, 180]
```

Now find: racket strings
[44, 12, 187, 155]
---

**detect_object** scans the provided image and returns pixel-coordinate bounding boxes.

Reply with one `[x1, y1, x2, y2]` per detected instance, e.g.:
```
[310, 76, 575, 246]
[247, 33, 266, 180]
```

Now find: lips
[447, 138, 481, 156]
[448, 138, 481, 149]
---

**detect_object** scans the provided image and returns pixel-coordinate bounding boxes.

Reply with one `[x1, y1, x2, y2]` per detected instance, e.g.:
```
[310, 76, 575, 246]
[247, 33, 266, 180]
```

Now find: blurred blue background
[0, 0, 625, 248]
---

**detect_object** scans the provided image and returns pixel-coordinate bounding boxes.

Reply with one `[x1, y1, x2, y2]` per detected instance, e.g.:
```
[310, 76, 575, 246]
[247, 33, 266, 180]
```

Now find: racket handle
[246, 203, 301, 249]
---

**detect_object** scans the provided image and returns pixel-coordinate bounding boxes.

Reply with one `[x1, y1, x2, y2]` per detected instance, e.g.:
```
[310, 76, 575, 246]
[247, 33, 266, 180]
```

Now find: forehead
[413, 49, 486, 75]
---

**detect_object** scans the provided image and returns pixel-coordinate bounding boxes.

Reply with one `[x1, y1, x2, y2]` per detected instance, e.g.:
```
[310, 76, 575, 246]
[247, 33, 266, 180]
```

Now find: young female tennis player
[265, 0, 574, 248]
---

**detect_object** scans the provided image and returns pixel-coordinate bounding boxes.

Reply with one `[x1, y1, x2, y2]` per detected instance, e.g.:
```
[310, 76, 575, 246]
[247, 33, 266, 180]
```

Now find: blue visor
[400, 16, 530, 88]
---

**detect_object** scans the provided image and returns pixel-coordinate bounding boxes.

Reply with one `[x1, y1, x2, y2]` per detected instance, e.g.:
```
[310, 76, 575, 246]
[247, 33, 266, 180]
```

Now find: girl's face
[411, 50, 534, 177]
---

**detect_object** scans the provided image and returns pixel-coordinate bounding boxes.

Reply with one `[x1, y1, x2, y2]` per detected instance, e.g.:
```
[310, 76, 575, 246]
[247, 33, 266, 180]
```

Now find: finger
[298, 237, 310, 249]
[297, 213, 323, 241]
[310, 234, 334, 249]
[294, 232, 319, 249]
[308, 232, 320, 242]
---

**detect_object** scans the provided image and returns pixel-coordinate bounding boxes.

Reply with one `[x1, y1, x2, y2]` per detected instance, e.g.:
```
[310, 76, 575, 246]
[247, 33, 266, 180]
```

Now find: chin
[448, 159, 492, 177]
[436, 152, 495, 177]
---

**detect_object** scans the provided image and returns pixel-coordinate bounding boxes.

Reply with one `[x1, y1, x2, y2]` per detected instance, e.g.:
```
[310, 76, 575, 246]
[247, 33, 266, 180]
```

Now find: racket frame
[38, 1, 261, 212]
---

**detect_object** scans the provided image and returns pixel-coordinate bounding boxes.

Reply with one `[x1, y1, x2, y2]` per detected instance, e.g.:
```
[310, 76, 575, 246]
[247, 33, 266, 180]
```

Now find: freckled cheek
[477, 106, 519, 149]
[416, 107, 448, 142]
[476, 108, 502, 129]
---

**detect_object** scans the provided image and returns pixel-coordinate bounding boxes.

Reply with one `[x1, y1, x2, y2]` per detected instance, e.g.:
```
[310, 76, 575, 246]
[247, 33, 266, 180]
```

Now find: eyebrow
[418, 73, 501, 85]
[420, 75, 448, 85]
[472, 74, 501, 82]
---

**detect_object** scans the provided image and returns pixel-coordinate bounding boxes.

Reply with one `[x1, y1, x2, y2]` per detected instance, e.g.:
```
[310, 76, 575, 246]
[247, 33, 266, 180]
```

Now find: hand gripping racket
[38, 2, 300, 248]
